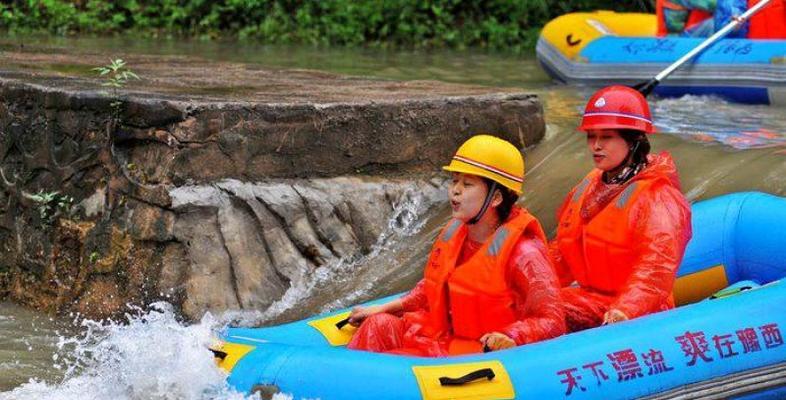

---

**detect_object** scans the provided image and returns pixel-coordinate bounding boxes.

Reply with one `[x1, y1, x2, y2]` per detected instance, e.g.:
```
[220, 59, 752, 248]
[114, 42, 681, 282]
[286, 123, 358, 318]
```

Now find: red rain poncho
[348, 207, 566, 357]
[550, 152, 692, 332]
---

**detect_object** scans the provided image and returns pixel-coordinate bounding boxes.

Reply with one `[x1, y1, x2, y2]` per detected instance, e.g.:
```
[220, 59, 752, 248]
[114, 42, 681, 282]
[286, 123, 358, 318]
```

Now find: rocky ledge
[0, 49, 545, 320]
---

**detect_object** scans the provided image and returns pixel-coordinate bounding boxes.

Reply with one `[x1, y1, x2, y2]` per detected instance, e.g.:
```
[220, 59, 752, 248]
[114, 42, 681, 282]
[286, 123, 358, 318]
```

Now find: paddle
[633, 0, 773, 96]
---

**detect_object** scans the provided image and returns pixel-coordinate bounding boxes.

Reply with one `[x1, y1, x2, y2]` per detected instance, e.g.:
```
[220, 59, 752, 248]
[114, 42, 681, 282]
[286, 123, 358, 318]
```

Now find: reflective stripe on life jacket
[656, 0, 715, 36]
[421, 207, 547, 353]
[556, 170, 668, 294]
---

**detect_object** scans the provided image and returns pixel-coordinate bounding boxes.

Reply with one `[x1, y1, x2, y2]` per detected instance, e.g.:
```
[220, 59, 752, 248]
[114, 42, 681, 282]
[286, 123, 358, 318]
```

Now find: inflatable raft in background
[213, 192, 786, 399]
[536, 10, 786, 106]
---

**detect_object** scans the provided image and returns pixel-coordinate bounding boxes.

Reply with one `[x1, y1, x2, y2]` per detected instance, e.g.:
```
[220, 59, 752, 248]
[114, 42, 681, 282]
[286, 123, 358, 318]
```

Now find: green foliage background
[0, 1, 652, 52]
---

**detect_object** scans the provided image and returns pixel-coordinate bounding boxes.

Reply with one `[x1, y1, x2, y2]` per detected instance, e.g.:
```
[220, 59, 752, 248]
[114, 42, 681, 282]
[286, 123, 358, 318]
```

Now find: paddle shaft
[636, 0, 773, 95]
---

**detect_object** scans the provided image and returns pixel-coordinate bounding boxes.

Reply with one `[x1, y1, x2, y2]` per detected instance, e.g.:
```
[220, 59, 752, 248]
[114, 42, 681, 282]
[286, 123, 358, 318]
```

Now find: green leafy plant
[28, 190, 74, 225]
[93, 58, 140, 91]
[92, 58, 140, 118]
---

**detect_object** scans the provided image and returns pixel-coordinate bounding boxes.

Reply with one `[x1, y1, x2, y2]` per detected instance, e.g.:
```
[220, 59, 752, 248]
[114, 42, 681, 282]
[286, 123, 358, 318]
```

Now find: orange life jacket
[421, 207, 546, 354]
[556, 170, 670, 294]
[656, 0, 715, 36]
[748, 0, 786, 38]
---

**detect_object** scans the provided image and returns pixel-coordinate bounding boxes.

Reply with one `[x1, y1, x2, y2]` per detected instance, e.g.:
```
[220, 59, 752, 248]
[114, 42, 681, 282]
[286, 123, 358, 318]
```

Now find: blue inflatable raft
[535, 11, 786, 106]
[213, 192, 786, 399]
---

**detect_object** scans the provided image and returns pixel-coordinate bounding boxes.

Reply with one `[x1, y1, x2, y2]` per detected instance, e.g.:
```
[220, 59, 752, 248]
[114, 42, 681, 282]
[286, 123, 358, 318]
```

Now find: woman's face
[586, 129, 630, 171]
[448, 173, 490, 222]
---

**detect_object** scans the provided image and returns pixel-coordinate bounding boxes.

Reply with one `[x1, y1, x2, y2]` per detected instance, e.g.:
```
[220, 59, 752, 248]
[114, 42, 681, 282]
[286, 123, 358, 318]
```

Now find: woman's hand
[347, 304, 385, 327]
[603, 309, 629, 325]
[480, 332, 516, 351]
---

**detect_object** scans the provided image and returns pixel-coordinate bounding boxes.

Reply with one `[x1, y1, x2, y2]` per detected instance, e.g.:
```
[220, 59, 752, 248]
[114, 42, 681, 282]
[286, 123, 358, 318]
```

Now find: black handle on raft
[439, 368, 495, 386]
[335, 317, 351, 330]
[210, 348, 228, 360]
[483, 344, 491, 353]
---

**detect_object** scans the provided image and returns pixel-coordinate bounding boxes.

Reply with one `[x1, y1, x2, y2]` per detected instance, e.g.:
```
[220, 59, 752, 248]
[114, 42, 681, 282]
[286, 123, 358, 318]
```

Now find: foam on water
[0, 302, 266, 400]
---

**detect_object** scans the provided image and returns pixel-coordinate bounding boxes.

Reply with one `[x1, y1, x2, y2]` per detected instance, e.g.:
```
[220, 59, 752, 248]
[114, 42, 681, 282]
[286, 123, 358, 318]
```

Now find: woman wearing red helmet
[550, 86, 693, 332]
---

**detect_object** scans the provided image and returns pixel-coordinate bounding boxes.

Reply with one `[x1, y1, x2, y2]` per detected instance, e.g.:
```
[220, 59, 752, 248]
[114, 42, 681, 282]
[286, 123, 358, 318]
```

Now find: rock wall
[0, 72, 545, 320]
[166, 177, 444, 320]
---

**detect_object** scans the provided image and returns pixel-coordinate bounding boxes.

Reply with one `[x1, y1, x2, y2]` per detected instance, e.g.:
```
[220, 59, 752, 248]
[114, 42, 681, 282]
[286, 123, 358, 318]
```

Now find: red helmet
[578, 85, 655, 134]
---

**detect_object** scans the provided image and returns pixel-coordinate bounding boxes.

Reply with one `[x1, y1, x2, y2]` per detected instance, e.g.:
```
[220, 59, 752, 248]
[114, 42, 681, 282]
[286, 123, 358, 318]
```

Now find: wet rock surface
[0, 48, 545, 320]
[167, 178, 444, 320]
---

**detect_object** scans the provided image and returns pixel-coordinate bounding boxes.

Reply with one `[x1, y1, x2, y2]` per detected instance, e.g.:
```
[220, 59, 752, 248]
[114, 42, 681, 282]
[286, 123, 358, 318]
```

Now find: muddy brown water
[1, 37, 785, 394]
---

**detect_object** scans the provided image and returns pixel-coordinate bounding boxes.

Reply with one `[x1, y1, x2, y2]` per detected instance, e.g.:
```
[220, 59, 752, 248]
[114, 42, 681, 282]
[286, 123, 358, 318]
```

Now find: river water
[1, 37, 785, 399]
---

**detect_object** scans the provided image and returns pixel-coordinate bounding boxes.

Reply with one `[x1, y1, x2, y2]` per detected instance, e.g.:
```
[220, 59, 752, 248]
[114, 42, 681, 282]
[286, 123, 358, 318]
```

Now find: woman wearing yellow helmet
[346, 135, 565, 356]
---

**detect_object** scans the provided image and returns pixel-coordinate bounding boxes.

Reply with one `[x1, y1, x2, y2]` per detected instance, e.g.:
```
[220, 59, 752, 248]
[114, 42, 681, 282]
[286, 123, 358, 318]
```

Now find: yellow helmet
[442, 135, 524, 194]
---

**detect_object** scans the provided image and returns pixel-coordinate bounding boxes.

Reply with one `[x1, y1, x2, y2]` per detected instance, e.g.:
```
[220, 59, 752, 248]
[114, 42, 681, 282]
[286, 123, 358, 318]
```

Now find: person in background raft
[346, 135, 565, 356]
[657, 0, 759, 38]
[657, 0, 717, 37]
[550, 86, 692, 332]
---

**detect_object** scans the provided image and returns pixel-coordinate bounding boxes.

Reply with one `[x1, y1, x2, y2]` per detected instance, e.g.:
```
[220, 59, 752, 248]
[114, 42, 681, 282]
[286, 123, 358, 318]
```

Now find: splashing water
[0, 302, 269, 400]
[314, 184, 443, 312]
[0, 183, 441, 400]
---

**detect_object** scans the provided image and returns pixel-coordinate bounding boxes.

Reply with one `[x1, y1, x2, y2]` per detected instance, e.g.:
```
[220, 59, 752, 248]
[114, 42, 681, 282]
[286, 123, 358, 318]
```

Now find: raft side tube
[734, 192, 786, 284]
[539, 11, 656, 61]
[676, 192, 786, 304]
[225, 282, 786, 399]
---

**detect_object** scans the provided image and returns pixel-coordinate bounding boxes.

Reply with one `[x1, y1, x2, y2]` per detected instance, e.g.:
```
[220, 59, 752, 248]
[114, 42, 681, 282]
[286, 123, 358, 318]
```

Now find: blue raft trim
[580, 37, 786, 65]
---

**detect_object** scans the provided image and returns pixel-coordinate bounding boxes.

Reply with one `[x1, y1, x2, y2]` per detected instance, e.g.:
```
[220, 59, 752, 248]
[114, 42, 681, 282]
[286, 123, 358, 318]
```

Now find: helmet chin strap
[468, 182, 498, 225]
[618, 140, 640, 168]
[629, 140, 641, 163]
[605, 140, 643, 184]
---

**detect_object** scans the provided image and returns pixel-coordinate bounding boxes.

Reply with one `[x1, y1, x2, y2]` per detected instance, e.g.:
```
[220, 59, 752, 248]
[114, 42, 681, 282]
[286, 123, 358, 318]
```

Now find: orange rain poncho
[348, 207, 566, 357]
[550, 152, 692, 332]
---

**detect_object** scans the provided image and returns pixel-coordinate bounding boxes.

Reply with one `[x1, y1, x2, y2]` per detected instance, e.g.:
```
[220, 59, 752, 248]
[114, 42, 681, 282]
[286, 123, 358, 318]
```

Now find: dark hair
[619, 129, 651, 164]
[482, 178, 519, 222]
